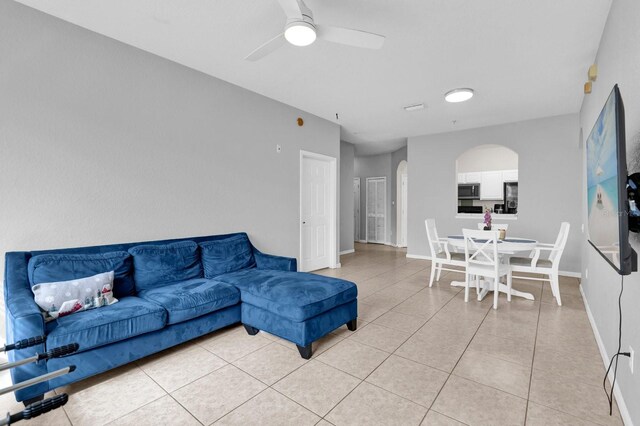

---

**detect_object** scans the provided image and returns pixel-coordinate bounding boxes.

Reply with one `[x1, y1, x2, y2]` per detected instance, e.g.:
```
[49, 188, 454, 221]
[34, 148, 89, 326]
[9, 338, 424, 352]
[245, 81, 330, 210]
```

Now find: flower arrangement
[483, 209, 492, 230]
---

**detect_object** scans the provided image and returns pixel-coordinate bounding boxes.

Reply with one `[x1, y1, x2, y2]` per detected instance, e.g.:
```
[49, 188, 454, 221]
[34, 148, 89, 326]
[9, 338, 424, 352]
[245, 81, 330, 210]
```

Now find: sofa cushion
[45, 296, 167, 353]
[200, 234, 256, 279]
[28, 251, 135, 298]
[128, 241, 202, 291]
[215, 269, 357, 322]
[138, 278, 240, 325]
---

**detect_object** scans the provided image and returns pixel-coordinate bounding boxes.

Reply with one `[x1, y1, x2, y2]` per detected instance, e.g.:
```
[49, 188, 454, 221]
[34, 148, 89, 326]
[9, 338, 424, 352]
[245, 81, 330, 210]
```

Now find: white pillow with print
[32, 271, 118, 319]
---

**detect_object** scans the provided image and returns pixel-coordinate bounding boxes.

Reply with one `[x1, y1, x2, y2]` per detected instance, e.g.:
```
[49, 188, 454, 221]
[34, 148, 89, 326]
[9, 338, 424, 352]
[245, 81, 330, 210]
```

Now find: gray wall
[0, 2, 340, 335]
[391, 147, 408, 246]
[407, 114, 582, 273]
[353, 146, 407, 246]
[579, 0, 640, 421]
[457, 144, 518, 173]
[354, 153, 392, 244]
[340, 141, 355, 253]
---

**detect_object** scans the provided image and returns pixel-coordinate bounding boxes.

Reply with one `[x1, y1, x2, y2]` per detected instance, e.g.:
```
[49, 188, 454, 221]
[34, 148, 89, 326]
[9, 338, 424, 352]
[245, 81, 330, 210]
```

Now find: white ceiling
[15, 0, 611, 156]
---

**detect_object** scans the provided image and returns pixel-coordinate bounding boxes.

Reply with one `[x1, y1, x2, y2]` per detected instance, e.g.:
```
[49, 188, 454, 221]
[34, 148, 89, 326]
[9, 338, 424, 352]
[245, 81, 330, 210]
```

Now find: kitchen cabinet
[502, 169, 518, 182]
[457, 173, 466, 184]
[465, 172, 482, 183]
[480, 171, 503, 200]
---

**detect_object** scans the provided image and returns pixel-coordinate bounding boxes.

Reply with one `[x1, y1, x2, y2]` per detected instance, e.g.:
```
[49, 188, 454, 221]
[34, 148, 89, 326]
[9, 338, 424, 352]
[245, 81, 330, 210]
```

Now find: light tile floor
[0, 243, 623, 425]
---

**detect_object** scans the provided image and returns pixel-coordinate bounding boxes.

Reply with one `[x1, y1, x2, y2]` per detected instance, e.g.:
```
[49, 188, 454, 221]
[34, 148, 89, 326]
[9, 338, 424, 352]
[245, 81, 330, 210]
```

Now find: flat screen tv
[586, 84, 637, 275]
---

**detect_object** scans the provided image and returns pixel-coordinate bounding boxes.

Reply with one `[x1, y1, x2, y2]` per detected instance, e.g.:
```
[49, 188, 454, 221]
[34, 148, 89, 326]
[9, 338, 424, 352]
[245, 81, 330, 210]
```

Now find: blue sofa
[4, 232, 357, 404]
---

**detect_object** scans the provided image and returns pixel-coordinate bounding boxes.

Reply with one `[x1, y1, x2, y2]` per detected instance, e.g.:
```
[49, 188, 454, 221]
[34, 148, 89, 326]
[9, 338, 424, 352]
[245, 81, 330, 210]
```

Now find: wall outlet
[276, 144, 282, 153]
[630, 346, 635, 374]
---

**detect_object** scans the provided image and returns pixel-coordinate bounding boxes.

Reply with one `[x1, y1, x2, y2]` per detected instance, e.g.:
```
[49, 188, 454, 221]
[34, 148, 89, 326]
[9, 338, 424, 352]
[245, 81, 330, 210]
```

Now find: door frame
[365, 176, 387, 244]
[353, 177, 361, 242]
[299, 150, 338, 272]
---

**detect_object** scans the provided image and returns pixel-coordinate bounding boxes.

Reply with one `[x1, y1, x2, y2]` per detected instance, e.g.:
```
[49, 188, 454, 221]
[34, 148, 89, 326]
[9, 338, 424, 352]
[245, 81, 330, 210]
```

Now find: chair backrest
[476, 223, 509, 230]
[425, 219, 444, 257]
[463, 228, 500, 272]
[549, 222, 571, 265]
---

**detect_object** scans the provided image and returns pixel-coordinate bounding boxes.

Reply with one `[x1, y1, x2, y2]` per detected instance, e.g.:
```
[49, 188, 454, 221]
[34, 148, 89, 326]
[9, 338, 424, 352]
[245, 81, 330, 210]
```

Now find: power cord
[603, 274, 631, 416]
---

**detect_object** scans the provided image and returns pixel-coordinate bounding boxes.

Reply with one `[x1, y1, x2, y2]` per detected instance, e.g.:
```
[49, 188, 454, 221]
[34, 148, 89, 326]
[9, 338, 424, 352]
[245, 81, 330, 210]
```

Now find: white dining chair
[476, 223, 509, 231]
[508, 222, 570, 306]
[463, 228, 512, 310]
[425, 219, 466, 287]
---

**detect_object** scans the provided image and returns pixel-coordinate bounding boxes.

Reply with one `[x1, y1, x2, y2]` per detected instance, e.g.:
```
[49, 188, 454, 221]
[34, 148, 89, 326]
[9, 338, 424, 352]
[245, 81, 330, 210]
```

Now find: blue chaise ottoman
[215, 269, 358, 358]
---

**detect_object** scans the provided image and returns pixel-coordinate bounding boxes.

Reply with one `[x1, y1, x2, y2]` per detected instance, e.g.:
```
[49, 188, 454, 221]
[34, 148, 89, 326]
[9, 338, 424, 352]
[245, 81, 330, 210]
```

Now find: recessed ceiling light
[403, 103, 425, 112]
[445, 88, 474, 103]
[284, 21, 317, 47]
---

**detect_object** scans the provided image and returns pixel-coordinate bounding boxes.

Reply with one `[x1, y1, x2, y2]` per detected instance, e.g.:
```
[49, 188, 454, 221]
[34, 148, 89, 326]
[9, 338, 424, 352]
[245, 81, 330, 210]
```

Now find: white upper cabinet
[457, 173, 466, 184]
[502, 169, 518, 182]
[480, 171, 504, 200]
[464, 172, 482, 183]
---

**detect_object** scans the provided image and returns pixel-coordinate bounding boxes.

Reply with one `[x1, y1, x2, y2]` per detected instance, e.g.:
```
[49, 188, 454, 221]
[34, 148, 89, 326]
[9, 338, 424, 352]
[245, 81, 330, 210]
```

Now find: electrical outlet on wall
[630, 346, 635, 374]
[276, 144, 282, 153]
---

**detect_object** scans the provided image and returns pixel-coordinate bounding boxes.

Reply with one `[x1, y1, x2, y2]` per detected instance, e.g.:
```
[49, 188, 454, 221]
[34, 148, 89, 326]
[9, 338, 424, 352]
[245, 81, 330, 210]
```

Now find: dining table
[446, 235, 539, 301]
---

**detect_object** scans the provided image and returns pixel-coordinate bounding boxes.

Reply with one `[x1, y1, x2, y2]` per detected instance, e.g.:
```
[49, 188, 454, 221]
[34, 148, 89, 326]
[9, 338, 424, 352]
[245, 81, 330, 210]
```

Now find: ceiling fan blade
[316, 25, 385, 49]
[244, 33, 286, 61]
[276, 0, 303, 19]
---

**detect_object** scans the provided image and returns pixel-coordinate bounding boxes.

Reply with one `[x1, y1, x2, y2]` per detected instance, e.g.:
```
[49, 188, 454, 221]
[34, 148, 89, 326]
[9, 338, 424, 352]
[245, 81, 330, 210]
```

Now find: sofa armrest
[4, 252, 49, 401]
[254, 251, 297, 272]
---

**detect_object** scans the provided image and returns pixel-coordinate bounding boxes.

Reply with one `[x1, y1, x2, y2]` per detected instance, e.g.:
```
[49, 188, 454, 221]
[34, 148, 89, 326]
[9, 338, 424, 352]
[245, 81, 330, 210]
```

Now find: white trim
[580, 285, 634, 426]
[559, 270, 582, 278]
[340, 249, 355, 255]
[365, 176, 387, 244]
[299, 150, 338, 272]
[406, 253, 431, 260]
[332, 263, 342, 269]
[407, 253, 581, 278]
[356, 239, 367, 244]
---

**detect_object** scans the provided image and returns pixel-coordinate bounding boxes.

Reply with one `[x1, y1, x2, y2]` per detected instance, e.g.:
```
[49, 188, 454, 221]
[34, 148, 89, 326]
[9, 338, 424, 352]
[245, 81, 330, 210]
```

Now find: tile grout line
[523, 290, 544, 426]
[417, 297, 495, 425]
[320, 275, 469, 423]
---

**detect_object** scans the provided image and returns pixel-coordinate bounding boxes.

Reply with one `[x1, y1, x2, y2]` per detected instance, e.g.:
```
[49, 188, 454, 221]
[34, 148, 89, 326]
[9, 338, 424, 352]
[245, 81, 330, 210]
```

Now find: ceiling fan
[245, 0, 385, 61]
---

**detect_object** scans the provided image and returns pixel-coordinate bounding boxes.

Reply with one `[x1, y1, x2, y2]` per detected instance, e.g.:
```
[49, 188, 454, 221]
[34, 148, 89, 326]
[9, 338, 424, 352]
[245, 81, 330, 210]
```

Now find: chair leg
[429, 261, 436, 287]
[475, 275, 480, 295]
[551, 273, 562, 306]
[507, 271, 512, 302]
[436, 264, 443, 281]
[493, 277, 499, 310]
[464, 272, 470, 303]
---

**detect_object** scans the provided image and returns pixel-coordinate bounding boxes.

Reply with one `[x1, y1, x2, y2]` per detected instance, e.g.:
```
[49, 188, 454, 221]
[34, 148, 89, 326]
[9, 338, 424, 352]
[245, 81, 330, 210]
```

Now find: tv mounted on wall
[586, 84, 637, 275]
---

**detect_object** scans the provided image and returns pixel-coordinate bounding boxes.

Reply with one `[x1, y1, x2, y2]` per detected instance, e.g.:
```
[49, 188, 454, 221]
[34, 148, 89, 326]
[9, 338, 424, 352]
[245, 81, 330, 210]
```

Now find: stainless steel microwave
[458, 183, 481, 200]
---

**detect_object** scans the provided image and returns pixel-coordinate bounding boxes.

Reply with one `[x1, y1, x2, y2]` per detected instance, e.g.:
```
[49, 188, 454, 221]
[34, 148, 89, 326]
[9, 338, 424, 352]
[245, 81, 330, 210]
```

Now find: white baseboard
[406, 253, 431, 260]
[406, 254, 581, 279]
[580, 285, 634, 426]
[559, 270, 582, 278]
[339, 249, 355, 255]
[356, 240, 367, 244]
[331, 263, 342, 269]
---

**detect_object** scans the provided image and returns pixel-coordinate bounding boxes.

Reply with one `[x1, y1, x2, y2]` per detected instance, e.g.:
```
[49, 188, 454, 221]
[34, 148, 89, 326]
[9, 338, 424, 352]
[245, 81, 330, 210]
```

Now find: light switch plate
[276, 144, 282, 153]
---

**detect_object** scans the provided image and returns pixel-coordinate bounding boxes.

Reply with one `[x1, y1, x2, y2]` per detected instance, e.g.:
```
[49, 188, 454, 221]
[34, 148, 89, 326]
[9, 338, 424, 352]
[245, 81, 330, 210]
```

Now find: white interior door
[353, 178, 361, 241]
[366, 177, 386, 244]
[399, 173, 408, 247]
[301, 155, 331, 271]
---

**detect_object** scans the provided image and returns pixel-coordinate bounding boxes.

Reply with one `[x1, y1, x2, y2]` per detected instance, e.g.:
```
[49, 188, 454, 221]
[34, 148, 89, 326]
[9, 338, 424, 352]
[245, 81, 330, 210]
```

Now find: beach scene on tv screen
[587, 91, 621, 267]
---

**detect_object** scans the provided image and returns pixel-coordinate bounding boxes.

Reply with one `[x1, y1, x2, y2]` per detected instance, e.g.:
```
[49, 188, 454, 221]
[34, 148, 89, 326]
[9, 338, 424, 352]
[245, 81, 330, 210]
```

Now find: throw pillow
[32, 271, 118, 320]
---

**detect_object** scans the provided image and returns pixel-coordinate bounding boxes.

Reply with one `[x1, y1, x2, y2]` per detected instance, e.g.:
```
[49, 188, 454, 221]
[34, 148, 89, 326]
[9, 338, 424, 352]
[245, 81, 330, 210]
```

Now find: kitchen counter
[455, 213, 518, 220]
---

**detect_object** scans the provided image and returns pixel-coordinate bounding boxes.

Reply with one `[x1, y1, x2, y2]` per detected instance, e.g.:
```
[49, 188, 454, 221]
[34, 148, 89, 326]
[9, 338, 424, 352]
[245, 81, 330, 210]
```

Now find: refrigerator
[504, 182, 518, 214]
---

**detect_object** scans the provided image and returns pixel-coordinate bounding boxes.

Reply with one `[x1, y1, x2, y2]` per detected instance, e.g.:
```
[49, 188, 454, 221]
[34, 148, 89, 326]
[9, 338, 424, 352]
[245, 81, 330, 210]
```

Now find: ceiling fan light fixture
[444, 88, 474, 103]
[284, 21, 317, 46]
